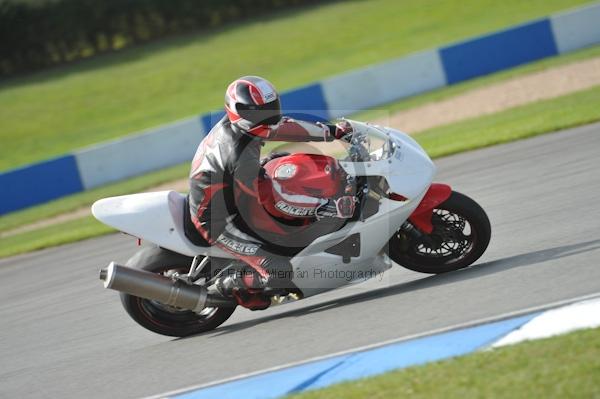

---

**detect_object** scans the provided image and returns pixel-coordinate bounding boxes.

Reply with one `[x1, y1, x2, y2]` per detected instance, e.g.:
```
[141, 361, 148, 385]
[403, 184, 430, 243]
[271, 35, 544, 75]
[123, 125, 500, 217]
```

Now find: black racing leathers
[189, 116, 339, 284]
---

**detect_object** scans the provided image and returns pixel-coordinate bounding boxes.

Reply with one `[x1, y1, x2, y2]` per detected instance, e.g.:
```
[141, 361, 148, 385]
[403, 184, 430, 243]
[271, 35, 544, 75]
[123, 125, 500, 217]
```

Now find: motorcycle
[94, 119, 491, 337]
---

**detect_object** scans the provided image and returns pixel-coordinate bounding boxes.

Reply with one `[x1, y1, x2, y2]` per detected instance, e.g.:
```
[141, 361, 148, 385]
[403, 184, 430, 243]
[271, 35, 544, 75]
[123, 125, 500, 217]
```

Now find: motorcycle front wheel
[387, 191, 491, 274]
[120, 246, 236, 337]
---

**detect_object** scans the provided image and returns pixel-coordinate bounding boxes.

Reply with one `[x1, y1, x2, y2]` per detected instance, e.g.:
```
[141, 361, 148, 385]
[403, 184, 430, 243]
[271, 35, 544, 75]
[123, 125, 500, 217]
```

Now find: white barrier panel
[550, 2, 600, 54]
[75, 117, 204, 189]
[321, 50, 447, 118]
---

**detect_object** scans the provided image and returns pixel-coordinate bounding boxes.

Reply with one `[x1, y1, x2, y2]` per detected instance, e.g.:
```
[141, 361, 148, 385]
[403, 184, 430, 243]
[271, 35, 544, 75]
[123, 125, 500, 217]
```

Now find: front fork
[399, 221, 435, 247]
[392, 183, 453, 246]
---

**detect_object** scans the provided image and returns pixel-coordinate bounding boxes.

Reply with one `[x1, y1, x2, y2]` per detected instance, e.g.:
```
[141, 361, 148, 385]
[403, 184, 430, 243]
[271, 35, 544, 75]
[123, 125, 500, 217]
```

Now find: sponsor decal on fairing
[275, 201, 316, 217]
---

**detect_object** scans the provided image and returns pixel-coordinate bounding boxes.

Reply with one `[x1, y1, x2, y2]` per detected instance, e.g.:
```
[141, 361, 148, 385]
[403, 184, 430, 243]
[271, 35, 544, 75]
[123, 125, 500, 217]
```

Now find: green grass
[417, 85, 600, 159]
[0, 0, 592, 170]
[0, 217, 114, 258]
[287, 326, 600, 399]
[2, 84, 599, 258]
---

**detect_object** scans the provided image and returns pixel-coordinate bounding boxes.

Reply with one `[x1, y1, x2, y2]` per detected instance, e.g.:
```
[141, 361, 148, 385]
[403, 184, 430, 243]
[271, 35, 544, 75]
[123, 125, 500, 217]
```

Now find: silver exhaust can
[99, 262, 208, 312]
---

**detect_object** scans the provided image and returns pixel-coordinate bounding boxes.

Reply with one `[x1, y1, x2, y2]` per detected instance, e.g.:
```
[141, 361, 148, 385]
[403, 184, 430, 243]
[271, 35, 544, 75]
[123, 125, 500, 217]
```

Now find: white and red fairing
[92, 120, 450, 296]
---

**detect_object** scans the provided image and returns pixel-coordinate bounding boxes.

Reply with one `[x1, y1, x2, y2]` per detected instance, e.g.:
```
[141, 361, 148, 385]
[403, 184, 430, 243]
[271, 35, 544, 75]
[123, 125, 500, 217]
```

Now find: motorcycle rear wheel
[120, 246, 236, 337]
[387, 191, 491, 274]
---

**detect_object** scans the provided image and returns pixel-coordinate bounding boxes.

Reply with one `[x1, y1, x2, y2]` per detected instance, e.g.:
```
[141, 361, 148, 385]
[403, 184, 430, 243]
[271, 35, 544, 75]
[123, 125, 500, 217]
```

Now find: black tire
[387, 191, 491, 274]
[120, 246, 236, 337]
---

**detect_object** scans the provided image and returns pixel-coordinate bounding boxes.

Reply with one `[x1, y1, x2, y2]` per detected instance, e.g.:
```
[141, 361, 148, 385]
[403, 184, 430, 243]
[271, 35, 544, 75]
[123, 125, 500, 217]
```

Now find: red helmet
[224, 76, 282, 138]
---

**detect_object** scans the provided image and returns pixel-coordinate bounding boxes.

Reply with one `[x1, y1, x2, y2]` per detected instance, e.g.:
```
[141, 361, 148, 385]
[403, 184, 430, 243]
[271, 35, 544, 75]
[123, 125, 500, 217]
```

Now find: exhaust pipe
[99, 262, 233, 311]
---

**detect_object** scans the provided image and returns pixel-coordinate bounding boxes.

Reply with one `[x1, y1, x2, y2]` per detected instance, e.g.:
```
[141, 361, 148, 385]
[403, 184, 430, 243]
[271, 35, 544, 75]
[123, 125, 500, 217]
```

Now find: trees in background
[0, 0, 319, 77]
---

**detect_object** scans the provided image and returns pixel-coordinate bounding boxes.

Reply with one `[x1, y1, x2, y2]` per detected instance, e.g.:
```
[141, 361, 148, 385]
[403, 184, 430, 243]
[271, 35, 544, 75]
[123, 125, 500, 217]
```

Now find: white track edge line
[146, 291, 600, 399]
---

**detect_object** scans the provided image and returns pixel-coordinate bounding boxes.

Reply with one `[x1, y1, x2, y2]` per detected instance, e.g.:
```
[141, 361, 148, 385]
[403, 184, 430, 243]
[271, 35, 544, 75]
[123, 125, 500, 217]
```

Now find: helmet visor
[237, 98, 282, 127]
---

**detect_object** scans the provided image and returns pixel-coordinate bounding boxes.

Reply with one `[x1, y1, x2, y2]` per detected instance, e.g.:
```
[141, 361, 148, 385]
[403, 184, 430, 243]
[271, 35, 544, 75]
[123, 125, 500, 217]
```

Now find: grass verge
[287, 326, 600, 399]
[415, 84, 600, 159]
[0, 0, 591, 170]
[0, 217, 115, 259]
[1, 85, 599, 258]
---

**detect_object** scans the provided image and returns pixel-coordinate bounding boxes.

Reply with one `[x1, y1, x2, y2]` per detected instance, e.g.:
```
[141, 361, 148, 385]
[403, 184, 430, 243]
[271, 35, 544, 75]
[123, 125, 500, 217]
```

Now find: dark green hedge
[0, 0, 321, 77]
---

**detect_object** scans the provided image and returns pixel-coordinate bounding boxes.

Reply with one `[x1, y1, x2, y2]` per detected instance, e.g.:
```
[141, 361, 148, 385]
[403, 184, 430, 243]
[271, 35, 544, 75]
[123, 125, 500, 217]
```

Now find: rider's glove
[333, 120, 353, 142]
[317, 120, 353, 142]
[316, 196, 356, 219]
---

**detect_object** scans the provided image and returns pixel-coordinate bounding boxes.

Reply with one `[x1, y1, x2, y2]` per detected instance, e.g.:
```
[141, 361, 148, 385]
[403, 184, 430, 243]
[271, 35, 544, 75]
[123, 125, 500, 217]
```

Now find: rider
[189, 76, 354, 310]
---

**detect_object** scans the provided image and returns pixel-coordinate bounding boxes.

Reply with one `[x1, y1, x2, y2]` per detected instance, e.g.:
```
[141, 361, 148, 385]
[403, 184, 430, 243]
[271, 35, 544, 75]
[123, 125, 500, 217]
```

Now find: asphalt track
[1, 123, 600, 398]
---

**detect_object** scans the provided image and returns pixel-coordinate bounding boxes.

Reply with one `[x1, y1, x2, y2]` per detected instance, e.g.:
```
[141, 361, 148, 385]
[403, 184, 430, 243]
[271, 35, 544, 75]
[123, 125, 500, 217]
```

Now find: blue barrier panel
[0, 155, 83, 215]
[441, 19, 558, 84]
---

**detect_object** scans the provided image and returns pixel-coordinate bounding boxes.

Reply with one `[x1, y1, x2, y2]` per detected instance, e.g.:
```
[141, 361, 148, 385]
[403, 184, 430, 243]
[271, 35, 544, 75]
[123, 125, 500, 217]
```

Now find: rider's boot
[216, 270, 271, 311]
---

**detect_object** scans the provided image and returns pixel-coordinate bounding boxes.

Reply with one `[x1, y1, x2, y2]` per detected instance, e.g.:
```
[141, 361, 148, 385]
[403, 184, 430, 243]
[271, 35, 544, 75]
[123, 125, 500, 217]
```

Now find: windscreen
[260, 120, 394, 163]
[340, 120, 395, 163]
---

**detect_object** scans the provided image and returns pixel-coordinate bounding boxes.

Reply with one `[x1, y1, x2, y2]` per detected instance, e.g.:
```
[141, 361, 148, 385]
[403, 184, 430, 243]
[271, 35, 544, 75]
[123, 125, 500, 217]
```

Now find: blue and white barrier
[2, 2, 600, 215]
[154, 295, 600, 399]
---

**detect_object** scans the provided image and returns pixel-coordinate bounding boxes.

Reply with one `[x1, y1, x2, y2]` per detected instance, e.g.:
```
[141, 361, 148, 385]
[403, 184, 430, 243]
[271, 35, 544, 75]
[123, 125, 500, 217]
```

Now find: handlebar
[340, 120, 395, 163]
